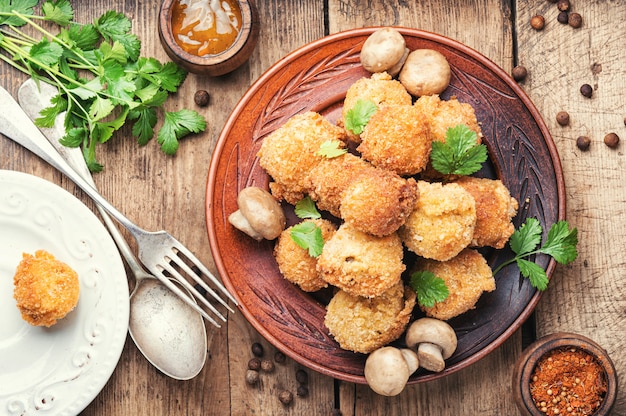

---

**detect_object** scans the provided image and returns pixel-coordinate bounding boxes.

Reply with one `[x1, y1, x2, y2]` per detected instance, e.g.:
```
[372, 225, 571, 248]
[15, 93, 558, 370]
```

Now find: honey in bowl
[171, 0, 243, 56]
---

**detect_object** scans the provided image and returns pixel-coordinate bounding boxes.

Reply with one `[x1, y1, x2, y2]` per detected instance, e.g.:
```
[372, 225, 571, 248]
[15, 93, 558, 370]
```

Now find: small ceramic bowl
[158, 0, 259, 76]
[513, 332, 618, 416]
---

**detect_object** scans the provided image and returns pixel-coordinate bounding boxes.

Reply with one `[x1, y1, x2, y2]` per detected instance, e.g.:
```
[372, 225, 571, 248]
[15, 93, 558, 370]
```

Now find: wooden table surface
[1, 1, 624, 415]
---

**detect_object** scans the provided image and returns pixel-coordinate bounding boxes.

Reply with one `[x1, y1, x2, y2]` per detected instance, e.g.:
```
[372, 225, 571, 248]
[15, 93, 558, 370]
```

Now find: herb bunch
[0, 0, 206, 171]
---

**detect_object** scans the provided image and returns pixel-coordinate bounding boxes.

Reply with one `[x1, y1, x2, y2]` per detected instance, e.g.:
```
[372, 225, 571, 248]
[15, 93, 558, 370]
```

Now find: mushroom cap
[360, 28, 407, 73]
[398, 48, 451, 97]
[400, 348, 420, 374]
[237, 187, 286, 240]
[405, 317, 457, 359]
[364, 346, 410, 396]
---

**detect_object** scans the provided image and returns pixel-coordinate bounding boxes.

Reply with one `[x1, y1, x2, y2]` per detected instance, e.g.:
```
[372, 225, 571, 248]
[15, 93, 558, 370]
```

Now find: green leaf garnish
[316, 140, 347, 158]
[430, 124, 488, 176]
[42, 0, 74, 26]
[493, 218, 578, 291]
[294, 196, 321, 219]
[344, 99, 377, 135]
[409, 271, 449, 309]
[290, 221, 324, 258]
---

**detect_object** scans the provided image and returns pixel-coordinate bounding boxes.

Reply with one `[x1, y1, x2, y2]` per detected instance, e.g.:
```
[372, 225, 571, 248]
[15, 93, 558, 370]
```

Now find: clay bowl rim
[158, 0, 256, 67]
[512, 332, 618, 416]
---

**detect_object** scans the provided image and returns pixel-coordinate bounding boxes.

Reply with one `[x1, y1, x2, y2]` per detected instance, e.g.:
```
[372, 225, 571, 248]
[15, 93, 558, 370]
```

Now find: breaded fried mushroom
[317, 223, 405, 298]
[413, 95, 483, 144]
[358, 104, 433, 176]
[258, 111, 347, 204]
[399, 181, 476, 261]
[415, 249, 495, 320]
[341, 72, 412, 143]
[455, 177, 519, 249]
[324, 282, 416, 354]
[274, 219, 337, 292]
[13, 250, 80, 327]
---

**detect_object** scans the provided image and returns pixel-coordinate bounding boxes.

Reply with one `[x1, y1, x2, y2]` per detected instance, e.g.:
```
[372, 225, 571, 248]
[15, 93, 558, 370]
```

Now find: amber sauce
[171, 0, 243, 56]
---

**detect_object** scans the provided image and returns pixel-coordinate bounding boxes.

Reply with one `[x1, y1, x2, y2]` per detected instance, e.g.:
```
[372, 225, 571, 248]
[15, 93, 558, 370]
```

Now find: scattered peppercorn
[557, 0, 570, 11]
[580, 83, 593, 98]
[194, 89, 210, 107]
[278, 390, 293, 405]
[260, 359, 275, 373]
[297, 384, 309, 397]
[248, 357, 261, 371]
[512, 65, 528, 82]
[576, 136, 591, 151]
[556, 111, 570, 126]
[568, 12, 582, 28]
[296, 369, 309, 384]
[251, 342, 264, 357]
[274, 351, 286, 364]
[623, 116, 626, 126]
[530, 15, 545, 30]
[604, 132, 620, 148]
[557, 11, 569, 24]
[245, 369, 260, 386]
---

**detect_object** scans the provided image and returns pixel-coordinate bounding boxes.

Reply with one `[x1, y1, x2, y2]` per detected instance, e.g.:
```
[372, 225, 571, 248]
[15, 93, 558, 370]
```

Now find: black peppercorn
[296, 369, 309, 384]
[297, 384, 309, 397]
[568, 12, 582, 28]
[245, 369, 260, 386]
[194, 89, 210, 107]
[260, 359, 275, 373]
[604, 132, 620, 148]
[278, 390, 293, 405]
[251, 342, 264, 357]
[580, 83, 593, 98]
[556, 111, 570, 126]
[557, 11, 569, 24]
[274, 351, 286, 364]
[530, 15, 545, 30]
[576, 136, 591, 151]
[248, 357, 261, 371]
[512, 65, 528, 82]
[557, 0, 570, 11]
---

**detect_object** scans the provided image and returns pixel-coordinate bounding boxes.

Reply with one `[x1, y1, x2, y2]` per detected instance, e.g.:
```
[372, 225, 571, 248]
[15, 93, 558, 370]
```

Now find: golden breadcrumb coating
[258, 111, 347, 204]
[274, 219, 337, 292]
[358, 105, 433, 176]
[413, 95, 483, 144]
[306, 153, 418, 236]
[399, 181, 476, 261]
[324, 282, 416, 354]
[341, 72, 412, 143]
[415, 249, 495, 320]
[317, 223, 405, 298]
[13, 250, 80, 327]
[455, 177, 519, 249]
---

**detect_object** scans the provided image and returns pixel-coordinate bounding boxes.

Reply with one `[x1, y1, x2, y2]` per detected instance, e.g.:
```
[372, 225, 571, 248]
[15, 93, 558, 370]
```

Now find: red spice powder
[529, 347, 607, 415]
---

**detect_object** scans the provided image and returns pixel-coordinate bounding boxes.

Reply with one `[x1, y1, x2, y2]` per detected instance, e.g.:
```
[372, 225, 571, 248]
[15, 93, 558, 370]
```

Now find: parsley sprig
[493, 218, 578, 290]
[0, 0, 206, 171]
[290, 197, 324, 257]
[431, 124, 488, 176]
[344, 99, 377, 135]
[409, 271, 449, 308]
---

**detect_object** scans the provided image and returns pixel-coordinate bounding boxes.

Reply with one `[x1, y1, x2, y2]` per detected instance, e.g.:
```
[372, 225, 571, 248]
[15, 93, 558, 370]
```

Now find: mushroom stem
[228, 210, 264, 241]
[417, 342, 445, 372]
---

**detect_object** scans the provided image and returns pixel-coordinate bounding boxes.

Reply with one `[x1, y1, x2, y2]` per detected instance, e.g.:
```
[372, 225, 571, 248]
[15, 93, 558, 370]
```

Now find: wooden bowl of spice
[158, 0, 259, 76]
[513, 332, 618, 416]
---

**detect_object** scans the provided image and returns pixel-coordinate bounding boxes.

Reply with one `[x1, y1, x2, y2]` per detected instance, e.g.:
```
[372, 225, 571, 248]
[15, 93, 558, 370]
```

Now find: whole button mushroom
[405, 317, 457, 372]
[398, 49, 451, 97]
[360, 28, 409, 76]
[228, 187, 286, 241]
[364, 346, 419, 396]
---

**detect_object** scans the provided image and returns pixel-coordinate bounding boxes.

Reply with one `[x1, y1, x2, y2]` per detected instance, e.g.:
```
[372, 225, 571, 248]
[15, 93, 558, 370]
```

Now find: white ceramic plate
[0, 170, 129, 416]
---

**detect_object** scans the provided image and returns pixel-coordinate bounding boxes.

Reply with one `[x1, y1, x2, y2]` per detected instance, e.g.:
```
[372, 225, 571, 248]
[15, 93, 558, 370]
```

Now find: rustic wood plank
[516, 0, 626, 413]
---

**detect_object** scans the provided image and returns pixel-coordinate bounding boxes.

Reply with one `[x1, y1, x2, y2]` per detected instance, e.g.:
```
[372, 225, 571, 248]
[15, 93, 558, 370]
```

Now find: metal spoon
[17, 79, 207, 380]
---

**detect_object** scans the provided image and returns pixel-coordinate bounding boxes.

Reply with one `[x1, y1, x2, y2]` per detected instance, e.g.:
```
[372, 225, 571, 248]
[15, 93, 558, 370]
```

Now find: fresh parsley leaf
[430, 124, 488, 176]
[157, 109, 206, 155]
[493, 218, 578, 291]
[154, 62, 187, 92]
[294, 196, 321, 219]
[290, 221, 324, 257]
[344, 99, 377, 135]
[0, 0, 37, 26]
[35, 93, 67, 128]
[409, 271, 449, 308]
[95, 10, 141, 61]
[64, 23, 100, 51]
[129, 106, 157, 145]
[42, 0, 73, 26]
[29, 39, 64, 67]
[316, 140, 347, 158]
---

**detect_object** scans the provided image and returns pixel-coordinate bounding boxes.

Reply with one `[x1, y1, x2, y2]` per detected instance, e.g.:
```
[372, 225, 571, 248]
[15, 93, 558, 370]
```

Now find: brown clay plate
[206, 27, 566, 384]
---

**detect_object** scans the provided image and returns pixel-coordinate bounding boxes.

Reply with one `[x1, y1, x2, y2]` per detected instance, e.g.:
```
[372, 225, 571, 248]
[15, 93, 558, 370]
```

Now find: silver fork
[0, 85, 237, 327]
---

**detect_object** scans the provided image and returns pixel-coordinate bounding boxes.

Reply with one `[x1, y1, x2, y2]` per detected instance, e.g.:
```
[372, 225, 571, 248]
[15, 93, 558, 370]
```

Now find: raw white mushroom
[405, 317, 457, 372]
